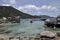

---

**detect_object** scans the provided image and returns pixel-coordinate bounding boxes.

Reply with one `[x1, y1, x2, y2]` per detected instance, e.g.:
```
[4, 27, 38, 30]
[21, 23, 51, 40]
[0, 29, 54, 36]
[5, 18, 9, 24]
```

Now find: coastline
[0, 34, 60, 40]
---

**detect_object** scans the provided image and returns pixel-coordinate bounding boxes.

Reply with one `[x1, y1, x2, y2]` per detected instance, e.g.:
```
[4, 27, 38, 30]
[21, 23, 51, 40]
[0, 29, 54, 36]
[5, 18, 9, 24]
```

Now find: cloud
[18, 5, 40, 10]
[1, 0, 16, 4]
[2, 4, 10, 6]
[51, 7, 58, 11]
[18, 5, 58, 11]
[41, 5, 47, 9]
[41, 5, 58, 11]
[47, 5, 52, 9]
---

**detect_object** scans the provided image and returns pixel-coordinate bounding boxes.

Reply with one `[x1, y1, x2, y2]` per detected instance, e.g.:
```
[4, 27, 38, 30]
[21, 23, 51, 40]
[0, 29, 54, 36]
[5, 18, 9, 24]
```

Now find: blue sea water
[0, 19, 60, 36]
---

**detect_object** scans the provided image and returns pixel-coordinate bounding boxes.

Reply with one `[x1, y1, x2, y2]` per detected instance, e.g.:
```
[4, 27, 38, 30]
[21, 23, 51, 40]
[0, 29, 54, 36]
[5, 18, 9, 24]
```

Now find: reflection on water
[0, 19, 60, 36]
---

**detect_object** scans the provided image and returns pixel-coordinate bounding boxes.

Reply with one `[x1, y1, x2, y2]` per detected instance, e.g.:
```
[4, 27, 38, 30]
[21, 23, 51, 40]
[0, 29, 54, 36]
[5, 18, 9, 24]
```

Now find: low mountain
[37, 15, 51, 21]
[0, 6, 39, 18]
[39, 15, 50, 18]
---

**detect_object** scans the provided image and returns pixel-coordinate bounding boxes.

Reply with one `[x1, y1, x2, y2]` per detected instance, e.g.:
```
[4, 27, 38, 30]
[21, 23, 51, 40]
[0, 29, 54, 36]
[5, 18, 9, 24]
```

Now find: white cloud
[41, 5, 58, 11]
[18, 5, 58, 11]
[1, 0, 16, 4]
[41, 5, 47, 9]
[18, 5, 40, 10]
[47, 5, 52, 9]
[2, 4, 10, 6]
[51, 7, 58, 11]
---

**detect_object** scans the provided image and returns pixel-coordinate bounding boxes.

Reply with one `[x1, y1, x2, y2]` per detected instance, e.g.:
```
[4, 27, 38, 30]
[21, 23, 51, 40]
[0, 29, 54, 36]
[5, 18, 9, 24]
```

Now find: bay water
[0, 19, 60, 36]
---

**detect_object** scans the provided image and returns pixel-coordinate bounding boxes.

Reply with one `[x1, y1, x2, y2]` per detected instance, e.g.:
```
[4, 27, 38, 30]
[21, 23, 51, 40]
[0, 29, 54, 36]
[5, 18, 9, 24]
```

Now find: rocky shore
[0, 33, 60, 40]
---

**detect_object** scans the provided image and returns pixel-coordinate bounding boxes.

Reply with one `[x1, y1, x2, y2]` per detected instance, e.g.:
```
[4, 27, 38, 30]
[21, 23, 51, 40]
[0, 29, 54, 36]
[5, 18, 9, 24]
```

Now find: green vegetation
[0, 6, 40, 18]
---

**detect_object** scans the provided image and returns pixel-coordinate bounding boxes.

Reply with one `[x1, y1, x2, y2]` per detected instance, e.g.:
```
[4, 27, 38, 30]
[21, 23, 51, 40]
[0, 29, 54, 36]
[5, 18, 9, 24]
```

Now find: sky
[0, 0, 60, 17]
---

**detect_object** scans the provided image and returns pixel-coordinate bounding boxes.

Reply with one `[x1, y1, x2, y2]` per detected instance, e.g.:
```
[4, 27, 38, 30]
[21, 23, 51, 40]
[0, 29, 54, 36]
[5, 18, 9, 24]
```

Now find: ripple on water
[0, 19, 60, 36]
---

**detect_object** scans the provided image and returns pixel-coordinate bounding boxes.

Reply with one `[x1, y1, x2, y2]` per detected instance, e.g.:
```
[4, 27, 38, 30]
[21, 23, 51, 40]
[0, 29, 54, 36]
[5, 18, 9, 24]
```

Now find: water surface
[0, 19, 60, 36]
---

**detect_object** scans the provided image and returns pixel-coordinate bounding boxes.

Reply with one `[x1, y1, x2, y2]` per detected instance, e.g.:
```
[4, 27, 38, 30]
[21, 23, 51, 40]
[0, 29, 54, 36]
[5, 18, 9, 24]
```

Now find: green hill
[0, 6, 39, 18]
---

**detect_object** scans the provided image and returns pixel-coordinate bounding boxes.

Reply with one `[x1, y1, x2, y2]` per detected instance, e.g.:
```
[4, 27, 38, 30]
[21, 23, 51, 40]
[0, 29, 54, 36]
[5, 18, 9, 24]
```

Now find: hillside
[0, 6, 39, 18]
[39, 15, 50, 18]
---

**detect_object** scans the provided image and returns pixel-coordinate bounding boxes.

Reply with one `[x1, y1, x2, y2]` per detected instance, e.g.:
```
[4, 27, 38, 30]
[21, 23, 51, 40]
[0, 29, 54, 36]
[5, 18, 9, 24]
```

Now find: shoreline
[0, 34, 60, 40]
